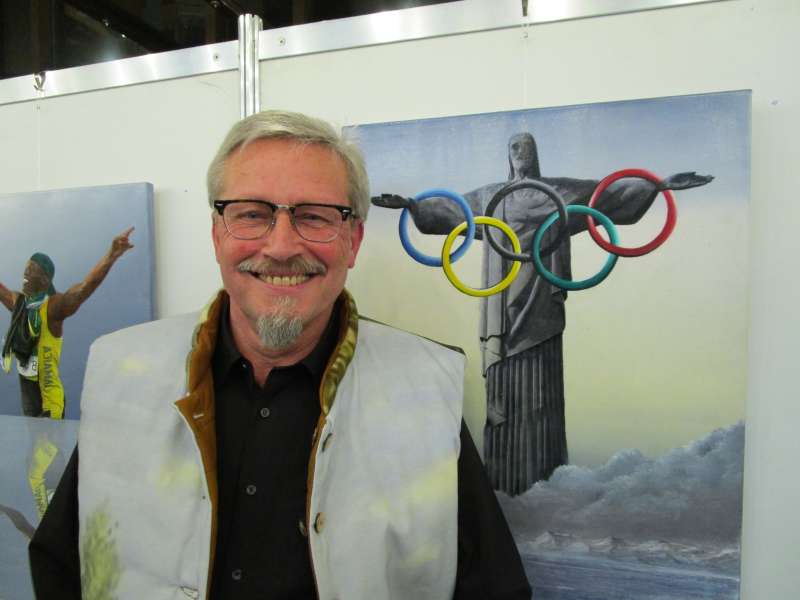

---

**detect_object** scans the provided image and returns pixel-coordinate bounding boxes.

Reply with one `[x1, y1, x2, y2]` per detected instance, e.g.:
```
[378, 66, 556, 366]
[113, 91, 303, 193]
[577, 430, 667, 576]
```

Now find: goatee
[256, 296, 303, 350]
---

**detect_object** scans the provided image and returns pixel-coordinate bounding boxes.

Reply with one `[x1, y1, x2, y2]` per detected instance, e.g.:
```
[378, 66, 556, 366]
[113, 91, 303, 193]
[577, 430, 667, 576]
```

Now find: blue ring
[399, 189, 476, 267]
[533, 205, 619, 291]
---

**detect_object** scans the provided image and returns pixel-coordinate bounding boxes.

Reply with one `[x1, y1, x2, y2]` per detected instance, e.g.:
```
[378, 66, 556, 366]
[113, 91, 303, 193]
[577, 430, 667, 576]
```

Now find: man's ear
[211, 214, 223, 265]
[347, 220, 365, 269]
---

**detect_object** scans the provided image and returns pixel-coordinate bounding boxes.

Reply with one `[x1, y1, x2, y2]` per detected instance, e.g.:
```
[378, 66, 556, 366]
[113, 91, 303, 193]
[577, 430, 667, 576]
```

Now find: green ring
[533, 205, 619, 291]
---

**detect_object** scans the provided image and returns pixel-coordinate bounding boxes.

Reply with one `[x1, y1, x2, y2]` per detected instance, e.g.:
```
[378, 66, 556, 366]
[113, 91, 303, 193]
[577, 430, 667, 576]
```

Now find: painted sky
[347, 91, 750, 465]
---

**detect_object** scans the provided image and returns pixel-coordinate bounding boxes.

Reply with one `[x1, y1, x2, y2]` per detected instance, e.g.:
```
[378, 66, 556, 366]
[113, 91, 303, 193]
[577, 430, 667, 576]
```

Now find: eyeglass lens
[224, 201, 345, 242]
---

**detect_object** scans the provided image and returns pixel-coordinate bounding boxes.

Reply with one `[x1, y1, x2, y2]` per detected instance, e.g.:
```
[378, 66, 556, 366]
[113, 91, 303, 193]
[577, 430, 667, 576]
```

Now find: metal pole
[253, 15, 261, 116]
[238, 13, 262, 118]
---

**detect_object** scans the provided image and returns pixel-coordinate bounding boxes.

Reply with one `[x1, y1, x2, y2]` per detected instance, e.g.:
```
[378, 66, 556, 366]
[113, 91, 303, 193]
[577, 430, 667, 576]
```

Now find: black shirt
[209, 302, 337, 598]
[29, 305, 532, 600]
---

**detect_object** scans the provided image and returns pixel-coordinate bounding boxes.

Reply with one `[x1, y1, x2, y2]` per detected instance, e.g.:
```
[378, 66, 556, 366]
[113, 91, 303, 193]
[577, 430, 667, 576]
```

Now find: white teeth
[259, 274, 309, 287]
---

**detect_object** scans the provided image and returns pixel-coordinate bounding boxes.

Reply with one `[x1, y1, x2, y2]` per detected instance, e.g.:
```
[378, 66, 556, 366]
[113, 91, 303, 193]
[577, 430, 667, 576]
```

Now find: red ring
[587, 168, 677, 257]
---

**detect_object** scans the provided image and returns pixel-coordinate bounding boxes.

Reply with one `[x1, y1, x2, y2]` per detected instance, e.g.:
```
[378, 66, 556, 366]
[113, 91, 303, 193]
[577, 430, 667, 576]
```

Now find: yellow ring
[441, 216, 522, 297]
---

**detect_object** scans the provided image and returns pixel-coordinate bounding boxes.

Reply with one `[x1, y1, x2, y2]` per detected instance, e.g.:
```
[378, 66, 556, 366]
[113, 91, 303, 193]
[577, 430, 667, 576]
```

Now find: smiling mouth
[239, 257, 326, 288]
[250, 272, 313, 287]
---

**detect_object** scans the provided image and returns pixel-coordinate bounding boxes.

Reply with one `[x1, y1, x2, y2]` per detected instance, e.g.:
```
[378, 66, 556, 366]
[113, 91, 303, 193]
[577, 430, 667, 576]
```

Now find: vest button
[298, 519, 308, 537]
[231, 568, 242, 581]
[260, 406, 271, 418]
[245, 484, 257, 495]
[313, 512, 325, 533]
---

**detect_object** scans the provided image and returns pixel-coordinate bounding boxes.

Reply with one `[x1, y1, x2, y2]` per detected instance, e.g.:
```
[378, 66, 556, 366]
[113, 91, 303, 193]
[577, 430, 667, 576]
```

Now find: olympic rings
[484, 179, 569, 261]
[385, 167, 680, 297]
[587, 168, 677, 257]
[442, 216, 522, 297]
[399, 189, 476, 267]
[533, 205, 620, 291]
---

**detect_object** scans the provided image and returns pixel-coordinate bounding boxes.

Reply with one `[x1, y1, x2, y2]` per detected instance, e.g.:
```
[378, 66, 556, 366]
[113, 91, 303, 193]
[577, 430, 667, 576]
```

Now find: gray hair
[207, 110, 370, 220]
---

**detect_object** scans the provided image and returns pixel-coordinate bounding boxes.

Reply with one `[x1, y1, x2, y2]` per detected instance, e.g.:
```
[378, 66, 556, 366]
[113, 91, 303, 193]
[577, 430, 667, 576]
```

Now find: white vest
[78, 312, 464, 600]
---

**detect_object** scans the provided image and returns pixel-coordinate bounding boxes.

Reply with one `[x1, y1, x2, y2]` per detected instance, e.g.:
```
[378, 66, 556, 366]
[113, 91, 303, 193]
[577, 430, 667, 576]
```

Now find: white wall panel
[261, 28, 528, 126]
[0, 103, 40, 192]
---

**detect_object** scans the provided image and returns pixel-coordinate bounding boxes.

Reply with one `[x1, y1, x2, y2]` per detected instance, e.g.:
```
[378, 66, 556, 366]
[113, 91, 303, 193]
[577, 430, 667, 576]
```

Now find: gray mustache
[237, 256, 327, 276]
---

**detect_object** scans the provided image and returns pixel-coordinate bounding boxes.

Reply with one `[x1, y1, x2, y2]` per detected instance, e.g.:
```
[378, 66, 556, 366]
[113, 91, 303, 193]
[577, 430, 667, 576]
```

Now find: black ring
[484, 179, 569, 262]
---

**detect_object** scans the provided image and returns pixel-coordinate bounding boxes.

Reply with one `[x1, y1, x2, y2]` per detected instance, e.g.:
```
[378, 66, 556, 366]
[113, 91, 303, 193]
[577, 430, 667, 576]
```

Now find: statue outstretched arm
[48, 227, 135, 323]
[0, 281, 18, 311]
[564, 172, 713, 235]
[371, 189, 488, 238]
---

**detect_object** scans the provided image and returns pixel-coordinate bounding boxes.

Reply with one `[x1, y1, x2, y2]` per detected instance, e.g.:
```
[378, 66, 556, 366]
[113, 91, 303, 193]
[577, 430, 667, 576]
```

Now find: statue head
[507, 133, 541, 180]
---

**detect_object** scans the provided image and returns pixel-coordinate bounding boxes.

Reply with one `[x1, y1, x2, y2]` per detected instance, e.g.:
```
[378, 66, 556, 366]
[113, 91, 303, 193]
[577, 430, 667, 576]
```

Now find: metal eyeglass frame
[213, 199, 354, 243]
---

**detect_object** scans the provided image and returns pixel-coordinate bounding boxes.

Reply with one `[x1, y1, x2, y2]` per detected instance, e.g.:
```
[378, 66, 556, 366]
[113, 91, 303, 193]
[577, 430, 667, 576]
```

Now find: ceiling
[0, 0, 459, 79]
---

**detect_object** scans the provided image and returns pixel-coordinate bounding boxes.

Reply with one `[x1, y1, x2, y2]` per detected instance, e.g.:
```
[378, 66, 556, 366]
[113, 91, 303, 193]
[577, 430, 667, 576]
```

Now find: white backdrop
[0, 0, 797, 597]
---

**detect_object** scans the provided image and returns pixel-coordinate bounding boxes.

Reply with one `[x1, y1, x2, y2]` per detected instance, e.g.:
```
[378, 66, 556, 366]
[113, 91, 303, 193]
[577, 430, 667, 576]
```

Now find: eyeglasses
[213, 199, 354, 243]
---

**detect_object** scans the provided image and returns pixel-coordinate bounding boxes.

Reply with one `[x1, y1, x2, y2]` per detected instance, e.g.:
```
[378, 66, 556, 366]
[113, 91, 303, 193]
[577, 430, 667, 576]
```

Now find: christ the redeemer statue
[372, 133, 712, 495]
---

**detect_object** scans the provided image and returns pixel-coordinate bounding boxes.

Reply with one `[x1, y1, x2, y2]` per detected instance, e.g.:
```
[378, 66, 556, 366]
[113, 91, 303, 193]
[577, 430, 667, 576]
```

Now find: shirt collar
[213, 295, 340, 388]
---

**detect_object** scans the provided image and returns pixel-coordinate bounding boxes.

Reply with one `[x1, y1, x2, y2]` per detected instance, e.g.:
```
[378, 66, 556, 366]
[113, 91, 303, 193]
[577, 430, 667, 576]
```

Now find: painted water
[499, 423, 744, 599]
[523, 549, 740, 600]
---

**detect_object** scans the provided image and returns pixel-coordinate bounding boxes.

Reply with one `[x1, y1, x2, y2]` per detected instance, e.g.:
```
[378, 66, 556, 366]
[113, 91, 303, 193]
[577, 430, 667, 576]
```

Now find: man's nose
[259, 210, 302, 259]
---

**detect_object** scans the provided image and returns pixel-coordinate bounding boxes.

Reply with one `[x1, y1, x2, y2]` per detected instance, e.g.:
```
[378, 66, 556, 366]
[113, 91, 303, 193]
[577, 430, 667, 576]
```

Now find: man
[373, 132, 712, 495]
[1, 230, 134, 419]
[29, 111, 531, 599]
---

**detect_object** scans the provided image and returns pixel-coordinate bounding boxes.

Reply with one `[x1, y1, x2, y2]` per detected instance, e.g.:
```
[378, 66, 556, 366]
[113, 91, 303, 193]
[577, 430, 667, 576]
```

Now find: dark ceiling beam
[30, 0, 55, 72]
[63, 0, 179, 52]
[206, 0, 247, 16]
[292, 0, 313, 25]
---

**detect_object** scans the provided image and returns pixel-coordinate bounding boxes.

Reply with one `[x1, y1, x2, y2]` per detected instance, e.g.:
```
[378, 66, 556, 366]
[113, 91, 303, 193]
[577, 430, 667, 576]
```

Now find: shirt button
[231, 568, 242, 581]
[314, 512, 325, 533]
[259, 406, 271, 418]
[321, 432, 334, 452]
[245, 484, 257, 495]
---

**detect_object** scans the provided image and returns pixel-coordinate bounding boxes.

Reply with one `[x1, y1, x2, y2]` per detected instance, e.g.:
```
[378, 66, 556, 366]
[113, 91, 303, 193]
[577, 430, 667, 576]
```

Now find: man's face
[212, 138, 364, 347]
[508, 134, 536, 175]
[22, 261, 49, 296]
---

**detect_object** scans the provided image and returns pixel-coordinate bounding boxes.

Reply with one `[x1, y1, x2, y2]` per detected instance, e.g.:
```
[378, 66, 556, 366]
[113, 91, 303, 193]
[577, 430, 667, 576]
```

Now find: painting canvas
[0, 182, 154, 598]
[0, 416, 78, 599]
[348, 91, 749, 599]
[0, 182, 155, 420]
